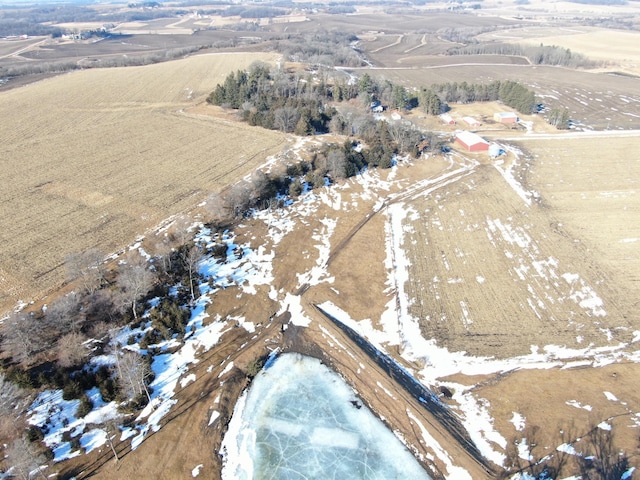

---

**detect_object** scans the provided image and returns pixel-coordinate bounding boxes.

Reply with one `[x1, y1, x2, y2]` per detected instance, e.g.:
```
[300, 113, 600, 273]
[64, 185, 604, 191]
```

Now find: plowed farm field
[0, 52, 286, 312]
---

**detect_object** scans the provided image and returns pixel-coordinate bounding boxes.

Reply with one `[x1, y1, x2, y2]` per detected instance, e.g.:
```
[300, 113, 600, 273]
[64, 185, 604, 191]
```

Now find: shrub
[42, 447, 54, 461]
[211, 243, 228, 260]
[69, 436, 82, 453]
[96, 366, 118, 403]
[62, 381, 83, 401]
[76, 393, 93, 418]
[149, 298, 190, 340]
[288, 179, 303, 198]
[5, 367, 36, 389]
[245, 355, 267, 378]
[140, 329, 163, 349]
[26, 425, 44, 443]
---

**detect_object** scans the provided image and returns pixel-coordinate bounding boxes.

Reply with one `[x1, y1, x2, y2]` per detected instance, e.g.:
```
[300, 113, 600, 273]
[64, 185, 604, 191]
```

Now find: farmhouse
[440, 113, 456, 125]
[463, 116, 481, 127]
[494, 112, 519, 123]
[455, 131, 490, 152]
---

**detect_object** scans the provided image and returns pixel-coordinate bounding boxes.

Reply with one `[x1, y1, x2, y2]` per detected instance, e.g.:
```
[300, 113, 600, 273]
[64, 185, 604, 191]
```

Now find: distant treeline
[273, 31, 365, 67]
[218, 6, 287, 17]
[447, 43, 598, 68]
[0, 44, 208, 79]
[0, 21, 63, 38]
[420, 80, 536, 115]
[0, 5, 189, 28]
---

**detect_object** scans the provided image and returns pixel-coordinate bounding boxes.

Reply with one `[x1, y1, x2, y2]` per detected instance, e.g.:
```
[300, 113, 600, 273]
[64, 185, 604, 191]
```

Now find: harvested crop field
[0, 52, 287, 313]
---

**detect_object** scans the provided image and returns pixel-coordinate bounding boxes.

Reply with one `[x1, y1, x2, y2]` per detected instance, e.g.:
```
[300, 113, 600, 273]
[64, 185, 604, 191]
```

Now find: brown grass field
[0, 52, 287, 313]
[401, 137, 640, 358]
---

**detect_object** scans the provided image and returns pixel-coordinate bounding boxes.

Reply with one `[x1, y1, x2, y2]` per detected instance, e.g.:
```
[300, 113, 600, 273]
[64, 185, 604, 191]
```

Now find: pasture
[0, 52, 286, 313]
[400, 136, 640, 358]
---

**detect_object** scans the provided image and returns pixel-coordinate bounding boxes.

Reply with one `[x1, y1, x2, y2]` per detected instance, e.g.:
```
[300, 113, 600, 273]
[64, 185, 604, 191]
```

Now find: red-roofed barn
[455, 131, 490, 152]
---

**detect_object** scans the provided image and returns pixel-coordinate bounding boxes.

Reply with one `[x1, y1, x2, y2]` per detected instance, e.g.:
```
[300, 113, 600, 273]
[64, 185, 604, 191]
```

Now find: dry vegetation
[3, 3, 640, 478]
[0, 52, 287, 313]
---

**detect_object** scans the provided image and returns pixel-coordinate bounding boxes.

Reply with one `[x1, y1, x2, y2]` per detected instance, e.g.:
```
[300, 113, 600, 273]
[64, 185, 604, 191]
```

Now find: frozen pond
[221, 352, 432, 480]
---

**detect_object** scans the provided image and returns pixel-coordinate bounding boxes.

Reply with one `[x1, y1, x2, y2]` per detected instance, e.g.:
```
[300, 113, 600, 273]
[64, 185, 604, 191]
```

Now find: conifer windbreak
[420, 80, 537, 115]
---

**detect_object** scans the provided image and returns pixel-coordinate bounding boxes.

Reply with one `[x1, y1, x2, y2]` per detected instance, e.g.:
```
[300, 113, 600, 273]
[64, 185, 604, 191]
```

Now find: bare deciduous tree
[227, 181, 252, 218]
[181, 245, 204, 303]
[4, 436, 48, 480]
[65, 248, 105, 295]
[153, 236, 174, 275]
[579, 424, 631, 480]
[0, 373, 23, 439]
[206, 191, 231, 226]
[250, 170, 271, 202]
[56, 332, 88, 368]
[116, 255, 155, 320]
[1, 313, 47, 365]
[45, 292, 83, 335]
[113, 349, 152, 403]
[326, 149, 347, 180]
[103, 416, 122, 462]
[273, 106, 300, 133]
[171, 215, 194, 247]
[0, 373, 21, 416]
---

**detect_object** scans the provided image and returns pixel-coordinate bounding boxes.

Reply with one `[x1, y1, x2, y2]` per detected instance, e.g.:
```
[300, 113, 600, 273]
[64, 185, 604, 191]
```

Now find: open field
[477, 26, 640, 76]
[400, 137, 640, 358]
[0, 52, 286, 313]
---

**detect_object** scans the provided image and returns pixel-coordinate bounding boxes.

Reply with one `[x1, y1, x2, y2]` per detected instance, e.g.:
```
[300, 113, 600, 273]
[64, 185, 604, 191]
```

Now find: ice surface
[221, 353, 431, 480]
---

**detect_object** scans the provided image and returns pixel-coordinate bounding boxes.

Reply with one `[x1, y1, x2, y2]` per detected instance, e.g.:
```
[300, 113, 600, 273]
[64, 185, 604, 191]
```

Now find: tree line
[447, 43, 598, 69]
[0, 4, 189, 26]
[273, 31, 366, 68]
[419, 80, 536, 115]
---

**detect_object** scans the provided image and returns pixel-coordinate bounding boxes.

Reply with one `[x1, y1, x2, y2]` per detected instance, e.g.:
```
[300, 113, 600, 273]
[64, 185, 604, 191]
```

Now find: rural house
[455, 131, 490, 152]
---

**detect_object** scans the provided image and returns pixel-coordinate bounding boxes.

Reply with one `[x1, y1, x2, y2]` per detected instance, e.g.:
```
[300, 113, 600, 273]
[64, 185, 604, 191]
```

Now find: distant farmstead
[494, 112, 519, 123]
[455, 131, 489, 152]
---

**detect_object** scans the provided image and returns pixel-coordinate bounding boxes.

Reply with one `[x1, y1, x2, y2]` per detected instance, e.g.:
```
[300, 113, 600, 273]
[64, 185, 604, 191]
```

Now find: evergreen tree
[419, 88, 442, 115]
[548, 107, 571, 129]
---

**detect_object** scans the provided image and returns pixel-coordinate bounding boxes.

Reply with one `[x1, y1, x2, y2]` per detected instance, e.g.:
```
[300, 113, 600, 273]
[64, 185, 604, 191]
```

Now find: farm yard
[1, 2, 640, 479]
[0, 52, 286, 312]
[354, 64, 640, 131]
